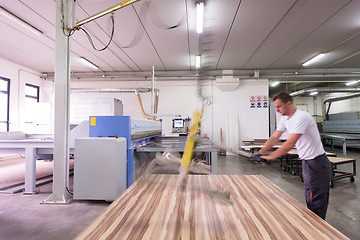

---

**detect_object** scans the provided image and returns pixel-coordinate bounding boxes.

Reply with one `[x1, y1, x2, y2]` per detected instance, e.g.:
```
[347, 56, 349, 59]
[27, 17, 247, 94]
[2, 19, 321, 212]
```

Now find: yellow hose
[136, 92, 156, 120]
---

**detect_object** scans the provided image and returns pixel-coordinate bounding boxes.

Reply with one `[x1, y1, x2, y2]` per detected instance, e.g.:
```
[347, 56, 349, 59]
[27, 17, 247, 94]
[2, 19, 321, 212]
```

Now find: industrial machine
[73, 137, 127, 201]
[88, 115, 162, 187]
[322, 111, 360, 153]
[323, 111, 360, 134]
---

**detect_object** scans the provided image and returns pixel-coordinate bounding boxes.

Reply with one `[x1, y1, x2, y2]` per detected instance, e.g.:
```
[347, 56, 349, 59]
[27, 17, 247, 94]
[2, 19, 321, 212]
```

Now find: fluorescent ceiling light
[0, 6, 43, 36]
[195, 55, 201, 68]
[310, 91, 318, 96]
[79, 57, 99, 70]
[271, 81, 280, 87]
[302, 53, 325, 67]
[345, 80, 360, 86]
[196, 2, 204, 33]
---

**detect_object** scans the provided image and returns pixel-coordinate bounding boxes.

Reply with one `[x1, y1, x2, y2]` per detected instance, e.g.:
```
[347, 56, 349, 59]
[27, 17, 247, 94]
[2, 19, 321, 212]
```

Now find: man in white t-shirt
[256, 92, 331, 220]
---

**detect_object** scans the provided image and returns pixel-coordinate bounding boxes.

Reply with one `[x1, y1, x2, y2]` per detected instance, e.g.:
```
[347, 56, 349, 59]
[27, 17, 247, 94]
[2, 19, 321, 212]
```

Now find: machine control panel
[172, 117, 191, 135]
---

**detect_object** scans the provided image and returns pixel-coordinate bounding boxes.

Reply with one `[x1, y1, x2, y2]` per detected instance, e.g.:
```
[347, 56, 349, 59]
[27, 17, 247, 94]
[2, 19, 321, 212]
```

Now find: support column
[211, 151, 217, 174]
[24, 147, 38, 194]
[42, 0, 72, 204]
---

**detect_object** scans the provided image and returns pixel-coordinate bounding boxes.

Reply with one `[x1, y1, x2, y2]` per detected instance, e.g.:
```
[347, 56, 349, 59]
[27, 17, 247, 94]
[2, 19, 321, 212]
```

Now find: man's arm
[258, 130, 283, 155]
[262, 133, 302, 161]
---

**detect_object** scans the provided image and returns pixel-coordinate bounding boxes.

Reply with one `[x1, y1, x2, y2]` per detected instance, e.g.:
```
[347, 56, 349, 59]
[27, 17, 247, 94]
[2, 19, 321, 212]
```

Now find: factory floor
[0, 146, 358, 240]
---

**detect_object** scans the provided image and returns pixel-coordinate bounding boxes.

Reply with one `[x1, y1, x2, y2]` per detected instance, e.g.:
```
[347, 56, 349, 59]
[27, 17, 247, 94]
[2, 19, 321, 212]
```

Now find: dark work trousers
[302, 153, 331, 220]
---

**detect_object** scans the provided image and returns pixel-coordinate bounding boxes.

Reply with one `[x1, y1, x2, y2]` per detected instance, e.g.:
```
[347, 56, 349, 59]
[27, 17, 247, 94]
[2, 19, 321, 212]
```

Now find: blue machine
[89, 116, 162, 187]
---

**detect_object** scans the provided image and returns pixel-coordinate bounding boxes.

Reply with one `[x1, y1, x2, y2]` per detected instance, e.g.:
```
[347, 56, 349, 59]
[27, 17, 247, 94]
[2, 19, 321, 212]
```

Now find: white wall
[70, 79, 269, 145]
[0, 58, 52, 132]
[293, 95, 324, 116]
[208, 79, 269, 143]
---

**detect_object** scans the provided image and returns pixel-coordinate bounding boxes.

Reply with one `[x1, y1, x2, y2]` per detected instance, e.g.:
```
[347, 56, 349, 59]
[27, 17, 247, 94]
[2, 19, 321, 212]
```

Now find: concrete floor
[0, 146, 358, 240]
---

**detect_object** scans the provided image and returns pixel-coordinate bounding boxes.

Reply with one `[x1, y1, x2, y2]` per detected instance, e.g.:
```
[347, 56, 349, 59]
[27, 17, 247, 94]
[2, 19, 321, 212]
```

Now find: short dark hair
[272, 92, 293, 103]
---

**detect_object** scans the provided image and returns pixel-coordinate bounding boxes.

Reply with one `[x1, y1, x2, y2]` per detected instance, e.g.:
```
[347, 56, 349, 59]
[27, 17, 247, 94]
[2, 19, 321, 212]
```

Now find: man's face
[273, 99, 291, 116]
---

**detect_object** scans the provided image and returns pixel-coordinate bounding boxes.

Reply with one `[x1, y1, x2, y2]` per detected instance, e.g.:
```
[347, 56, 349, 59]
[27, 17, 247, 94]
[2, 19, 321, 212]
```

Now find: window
[24, 83, 40, 132]
[0, 77, 10, 131]
[25, 83, 39, 104]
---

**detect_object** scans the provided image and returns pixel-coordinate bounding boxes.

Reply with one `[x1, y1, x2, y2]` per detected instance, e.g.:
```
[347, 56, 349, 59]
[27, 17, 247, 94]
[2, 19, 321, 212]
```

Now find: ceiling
[1, 0, 360, 96]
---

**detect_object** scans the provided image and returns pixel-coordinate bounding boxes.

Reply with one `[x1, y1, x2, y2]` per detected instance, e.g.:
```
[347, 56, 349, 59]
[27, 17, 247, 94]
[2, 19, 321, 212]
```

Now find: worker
[254, 92, 331, 220]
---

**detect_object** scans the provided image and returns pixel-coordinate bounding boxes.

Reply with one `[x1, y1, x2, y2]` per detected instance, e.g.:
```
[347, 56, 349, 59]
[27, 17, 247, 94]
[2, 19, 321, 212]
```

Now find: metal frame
[321, 133, 360, 155]
[329, 157, 356, 188]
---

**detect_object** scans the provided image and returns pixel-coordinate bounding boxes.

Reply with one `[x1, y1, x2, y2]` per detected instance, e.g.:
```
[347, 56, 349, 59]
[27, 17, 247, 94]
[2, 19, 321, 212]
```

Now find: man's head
[272, 92, 295, 116]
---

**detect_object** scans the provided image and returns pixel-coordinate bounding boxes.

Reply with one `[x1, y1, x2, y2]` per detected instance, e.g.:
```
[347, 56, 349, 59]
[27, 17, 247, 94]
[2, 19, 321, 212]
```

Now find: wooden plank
[75, 175, 349, 240]
[328, 157, 355, 164]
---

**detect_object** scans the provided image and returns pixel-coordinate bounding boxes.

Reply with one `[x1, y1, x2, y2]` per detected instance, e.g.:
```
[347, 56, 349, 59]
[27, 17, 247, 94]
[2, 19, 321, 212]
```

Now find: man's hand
[260, 155, 273, 161]
[250, 154, 270, 165]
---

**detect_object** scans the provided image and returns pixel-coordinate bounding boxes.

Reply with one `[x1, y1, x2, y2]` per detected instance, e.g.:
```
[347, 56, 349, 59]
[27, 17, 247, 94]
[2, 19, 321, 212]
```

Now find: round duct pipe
[70, 88, 153, 93]
[290, 87, 360, 97]
[322, 92, 360, 121]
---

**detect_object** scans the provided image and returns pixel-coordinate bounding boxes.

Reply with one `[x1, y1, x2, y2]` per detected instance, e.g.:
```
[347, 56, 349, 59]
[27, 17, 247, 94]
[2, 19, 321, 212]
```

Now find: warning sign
[249, 96, 256, 108]
[256, 96, 262, 108]
[250, 95, 268, 109]
[262, 96, 268, 108]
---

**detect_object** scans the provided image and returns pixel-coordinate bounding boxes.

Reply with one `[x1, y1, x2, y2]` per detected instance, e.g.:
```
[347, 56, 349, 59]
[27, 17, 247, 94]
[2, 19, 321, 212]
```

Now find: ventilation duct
[215, 70, 240, 91]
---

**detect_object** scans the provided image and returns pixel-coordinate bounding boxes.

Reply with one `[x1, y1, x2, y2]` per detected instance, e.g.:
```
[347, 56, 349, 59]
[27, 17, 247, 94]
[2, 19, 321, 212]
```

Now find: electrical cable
[79, 14, 115, 51]
[66, 187, 73, 195]
[62, 13, 115, 52]
[62, 1, 184, 50]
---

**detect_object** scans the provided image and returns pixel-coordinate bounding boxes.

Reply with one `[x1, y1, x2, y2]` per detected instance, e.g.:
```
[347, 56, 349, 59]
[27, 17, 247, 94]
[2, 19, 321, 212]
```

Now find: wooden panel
[328, 157, 355, 164]
[75, 175, 349, 240]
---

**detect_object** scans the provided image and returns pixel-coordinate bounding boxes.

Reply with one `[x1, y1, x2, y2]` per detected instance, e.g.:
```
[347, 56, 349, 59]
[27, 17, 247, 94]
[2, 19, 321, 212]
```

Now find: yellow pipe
[136, 92, 156, 120]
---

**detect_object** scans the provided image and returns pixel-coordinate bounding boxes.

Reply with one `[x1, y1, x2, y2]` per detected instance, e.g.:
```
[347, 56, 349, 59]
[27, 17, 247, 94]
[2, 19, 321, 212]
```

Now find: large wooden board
[75, 175, 349, 240]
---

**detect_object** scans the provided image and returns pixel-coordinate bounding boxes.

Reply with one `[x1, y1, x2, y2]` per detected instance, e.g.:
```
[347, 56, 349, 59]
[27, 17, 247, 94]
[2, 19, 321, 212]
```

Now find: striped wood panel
[75, 175, 349, 240]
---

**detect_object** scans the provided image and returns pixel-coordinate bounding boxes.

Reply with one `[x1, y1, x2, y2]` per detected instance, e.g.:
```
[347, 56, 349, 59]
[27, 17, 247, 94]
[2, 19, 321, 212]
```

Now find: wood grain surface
[328, 156, 355, 164]
[75, 175, 349, 240]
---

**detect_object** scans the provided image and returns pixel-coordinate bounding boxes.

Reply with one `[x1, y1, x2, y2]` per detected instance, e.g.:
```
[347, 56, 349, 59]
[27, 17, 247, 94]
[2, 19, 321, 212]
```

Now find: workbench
[280, 154, 356, 187]
[321, 133, 360, 155]
[279, 150, 337, 177]
[75, 175, 349, 240]
[328, 157, 356, 188]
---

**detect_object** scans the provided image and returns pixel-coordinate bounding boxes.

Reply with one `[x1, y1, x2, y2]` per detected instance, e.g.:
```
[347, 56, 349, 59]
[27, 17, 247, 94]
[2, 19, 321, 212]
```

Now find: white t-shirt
[277, 109, 324, 160]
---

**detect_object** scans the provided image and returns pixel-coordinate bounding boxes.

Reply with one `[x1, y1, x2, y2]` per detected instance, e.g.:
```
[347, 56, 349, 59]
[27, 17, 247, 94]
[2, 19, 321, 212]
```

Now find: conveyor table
[0, 139, 74, 194]
[135, 136, 218, 173]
